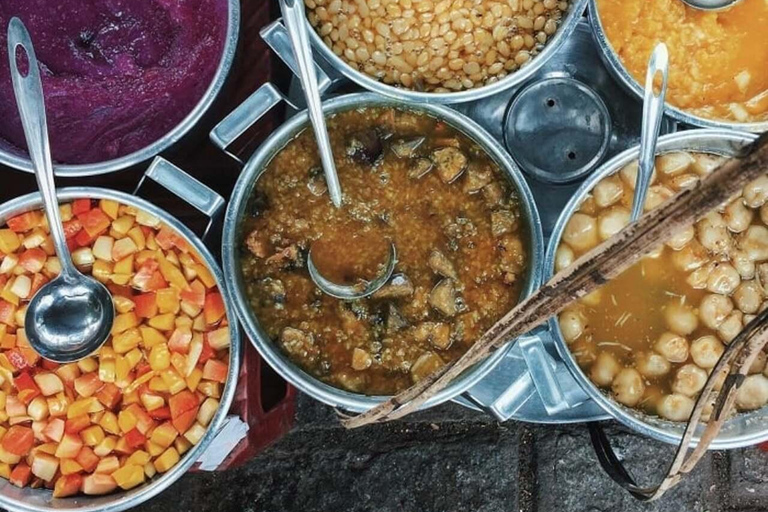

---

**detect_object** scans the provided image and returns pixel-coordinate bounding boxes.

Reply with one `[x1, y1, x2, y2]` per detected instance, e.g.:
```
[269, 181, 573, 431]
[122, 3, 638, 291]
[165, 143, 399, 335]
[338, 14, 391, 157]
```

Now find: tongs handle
[630, 43, 669, 222]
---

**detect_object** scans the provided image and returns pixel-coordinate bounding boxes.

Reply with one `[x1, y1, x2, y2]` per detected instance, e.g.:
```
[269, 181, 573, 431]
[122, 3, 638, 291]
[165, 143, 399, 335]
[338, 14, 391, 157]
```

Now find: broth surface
[240, 107, 529, 395]
[558, 151, 768, 421]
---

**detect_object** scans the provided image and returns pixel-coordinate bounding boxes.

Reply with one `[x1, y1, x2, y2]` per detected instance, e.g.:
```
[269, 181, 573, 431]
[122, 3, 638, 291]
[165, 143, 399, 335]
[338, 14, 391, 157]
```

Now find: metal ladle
[680, 0, 742, 10]
[8, 18, 114, 362]
[630, 43, 669, 222]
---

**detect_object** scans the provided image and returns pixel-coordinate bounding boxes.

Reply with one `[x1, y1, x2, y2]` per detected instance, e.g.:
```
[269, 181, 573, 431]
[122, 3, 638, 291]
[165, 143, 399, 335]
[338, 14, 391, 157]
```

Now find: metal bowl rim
[587, 0, 768, 133]
[0, 187, 241, 512]
[306, 0, 588, 104]
[544, 128, 768, 449]
[0, 0, 241, 177]
[222, 91, 545, 413]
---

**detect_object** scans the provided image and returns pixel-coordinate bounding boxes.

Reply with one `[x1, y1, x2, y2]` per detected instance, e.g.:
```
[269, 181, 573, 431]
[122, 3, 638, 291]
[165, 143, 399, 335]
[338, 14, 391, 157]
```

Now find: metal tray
[258, 18, 680, 424]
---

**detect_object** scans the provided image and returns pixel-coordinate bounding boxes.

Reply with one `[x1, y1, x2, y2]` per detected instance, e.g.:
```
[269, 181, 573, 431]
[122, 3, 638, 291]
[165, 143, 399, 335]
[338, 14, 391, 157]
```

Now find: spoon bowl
[26, 274, 114, 362]
[680, 0, 742, 10]
[9, 17, 114, 362]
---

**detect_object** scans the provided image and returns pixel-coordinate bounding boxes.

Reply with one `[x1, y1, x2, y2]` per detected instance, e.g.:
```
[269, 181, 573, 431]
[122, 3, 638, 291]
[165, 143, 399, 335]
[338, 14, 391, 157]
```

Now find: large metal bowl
[0, 0, 240, 177]
[547, 129, 768, 449]
[0, 187, 241, 512]
[588, 0, 768, 133]
[307, 0, 588, 104]
[222, 92, 545, 413]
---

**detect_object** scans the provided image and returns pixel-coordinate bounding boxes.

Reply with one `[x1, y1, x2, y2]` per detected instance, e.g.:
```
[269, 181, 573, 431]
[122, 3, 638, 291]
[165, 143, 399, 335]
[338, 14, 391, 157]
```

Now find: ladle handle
[280, 0, 343, 208]
[630, 43, 669, 223]
[7, 18, 76, 277]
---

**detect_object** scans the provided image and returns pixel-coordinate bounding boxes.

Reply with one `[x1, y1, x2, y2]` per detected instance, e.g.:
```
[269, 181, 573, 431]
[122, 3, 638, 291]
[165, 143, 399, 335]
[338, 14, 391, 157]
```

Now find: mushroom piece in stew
[239, 107, 529, 395]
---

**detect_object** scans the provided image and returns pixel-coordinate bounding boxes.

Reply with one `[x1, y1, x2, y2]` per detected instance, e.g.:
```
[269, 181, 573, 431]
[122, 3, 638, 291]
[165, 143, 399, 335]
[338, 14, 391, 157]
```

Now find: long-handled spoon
[630, 43, 669, 223]
[280, 0, 343, 208]
[8, 18, 114, 362]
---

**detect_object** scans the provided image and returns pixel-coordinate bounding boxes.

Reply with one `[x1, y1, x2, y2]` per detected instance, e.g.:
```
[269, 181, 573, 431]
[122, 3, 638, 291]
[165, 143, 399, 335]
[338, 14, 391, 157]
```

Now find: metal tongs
[630, 43, 669, 222]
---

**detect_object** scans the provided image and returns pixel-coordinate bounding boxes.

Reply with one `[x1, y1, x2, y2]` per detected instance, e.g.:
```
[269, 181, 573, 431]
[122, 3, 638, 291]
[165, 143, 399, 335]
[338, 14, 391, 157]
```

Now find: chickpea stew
[557, 151, 768, 422]
[307, 0, 571, 93]
[596, 0, 768, 124]
[240, 107, 529, 395]
[0, 199, 231, 496]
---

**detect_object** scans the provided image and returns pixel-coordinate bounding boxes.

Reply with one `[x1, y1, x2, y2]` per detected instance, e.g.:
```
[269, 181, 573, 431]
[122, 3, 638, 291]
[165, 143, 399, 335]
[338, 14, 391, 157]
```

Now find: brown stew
[557, 152, 768, 421]
[239, 107, 529, 395]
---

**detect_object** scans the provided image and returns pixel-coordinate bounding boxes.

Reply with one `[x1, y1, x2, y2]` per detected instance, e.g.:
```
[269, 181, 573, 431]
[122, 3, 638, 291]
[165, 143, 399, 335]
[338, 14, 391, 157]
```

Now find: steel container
[588, 0, 768, 133]
[546, 129, 768, 449]
[0, 0, 240, 177]
[305, 0, 588, 104]
[220, 90, 545, 413]
[0, 158, 241, 511]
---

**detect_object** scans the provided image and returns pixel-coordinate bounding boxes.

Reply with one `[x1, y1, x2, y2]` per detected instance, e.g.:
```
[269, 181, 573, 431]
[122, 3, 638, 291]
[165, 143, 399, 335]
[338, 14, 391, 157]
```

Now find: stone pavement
[135, 395, 767, 512]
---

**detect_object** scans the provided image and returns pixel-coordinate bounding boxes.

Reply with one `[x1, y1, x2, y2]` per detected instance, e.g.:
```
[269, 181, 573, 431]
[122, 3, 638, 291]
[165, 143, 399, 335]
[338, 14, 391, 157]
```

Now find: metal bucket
[218, 88, 545, 413]
[304, 0, 589, 104]
[0, 158, 241, 511]
[588, 0, 768, 133]
[546, 129, 768, 449]
[0, 0, 240, 177]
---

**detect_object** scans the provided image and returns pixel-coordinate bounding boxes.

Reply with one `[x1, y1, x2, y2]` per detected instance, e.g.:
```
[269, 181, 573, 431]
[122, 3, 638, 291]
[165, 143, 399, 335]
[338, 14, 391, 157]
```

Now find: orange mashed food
[596, 0, 768, 123]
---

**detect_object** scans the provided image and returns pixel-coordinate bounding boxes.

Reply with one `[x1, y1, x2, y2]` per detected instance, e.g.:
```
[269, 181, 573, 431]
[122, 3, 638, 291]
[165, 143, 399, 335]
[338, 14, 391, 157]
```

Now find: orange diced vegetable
[42, 418, 64, 442]
[95, 383, 121, 410]
[18, 248, 46, 273]
[78, 208, 111, 238]
[0, 299, 17, 326]
[133, 293, 157, 319]
[153, 447, 180, 473]
[203, 292, 225, 325]
[2, 426, 34, 456]
[74, 372, 103, 398]
[180, 279, 206, 308]
[75, 446, 99, 472]
[54, 433, 83, 459]
[82, 473, 117, 495]
[206, 327, 230, 350]
[30, 452, 58, 482]
[53, 474, 82, 498]
[112, 463, 145, 490]
[72, 199, 91, 215]
[64, 415, 91, 435]
[202, 359, 228, 384]
[7, 212, 40, 233]
[100, 199, 119, 220]
[9, 462, 31, 487]
[167, 327, 192, 354]
[156, 287, 180, 314]
[0, 230, 21, 254]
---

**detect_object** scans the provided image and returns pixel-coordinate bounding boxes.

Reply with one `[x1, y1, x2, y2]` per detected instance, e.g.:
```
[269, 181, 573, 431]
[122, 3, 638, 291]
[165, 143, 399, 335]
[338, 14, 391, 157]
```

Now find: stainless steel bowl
[546, 129, 768, 449]
[588, 0, 768, 133]
[0, 0, 240, 177]
[222, 92, 545, 413]
[0, 187, 241, 512]
[306, 0, 588, 104]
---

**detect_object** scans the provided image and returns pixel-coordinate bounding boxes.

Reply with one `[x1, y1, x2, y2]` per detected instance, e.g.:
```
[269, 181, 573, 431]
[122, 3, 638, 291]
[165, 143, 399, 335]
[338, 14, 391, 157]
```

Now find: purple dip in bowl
[0, 0, 228, 165]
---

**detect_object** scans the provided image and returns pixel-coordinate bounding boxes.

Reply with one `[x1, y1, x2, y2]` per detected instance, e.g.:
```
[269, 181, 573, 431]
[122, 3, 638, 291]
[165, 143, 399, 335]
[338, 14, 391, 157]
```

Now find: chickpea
[562, 213, 598, 252]
[690, 335, 725, 369]
[593, 175, 624, 208]
[664, 302, 699, 336]
[657, 151, 694, 177]
[555, 244, 574, 272]
[717, 311, 743, 344]
[644, 185, 674, 212]
[723, 199, 754, 233]
[698, 293, 734, 330]
[559, 308, 586, 343]
[738, 225, 768, 262]
[635, 351, 671, 377]
[671, 240, 710, 272]
[669, 174, 699, 192]
[743, 175, 768, 208]
[761, 203, 768, 225]
[672, 364, 708, 397]
[619, 161, 657, 190]
[706, 263, 741, 295]
[666, 225, 695, 251]
[611, 368, 645, 407]
[731, 250, 756, 279]
[654, 332, 689, 363]
[657, 393, 695, 422]
[735, 374, 768, 410]
[749, 351, 767, 375]
[687, 262, 715, 290]
[590, 352, 620, 387]
[733, 281, 763, 315]
[758, 263, 768, 294]
[597, 207, 630, 241]
[696, 211, 732, 255]
[581, 288, 603, 307]
[692, 153, 725, 176]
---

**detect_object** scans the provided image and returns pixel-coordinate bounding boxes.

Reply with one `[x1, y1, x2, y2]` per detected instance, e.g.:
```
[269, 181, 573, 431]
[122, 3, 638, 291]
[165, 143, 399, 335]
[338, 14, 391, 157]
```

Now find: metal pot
[0, 158, 241, 512]
[588, 0, 768, 133]
[304, 0, 588, 104]
[219, 89, 545, 413]
[546, 129, 768, 449]
[0, 0, 240, 178]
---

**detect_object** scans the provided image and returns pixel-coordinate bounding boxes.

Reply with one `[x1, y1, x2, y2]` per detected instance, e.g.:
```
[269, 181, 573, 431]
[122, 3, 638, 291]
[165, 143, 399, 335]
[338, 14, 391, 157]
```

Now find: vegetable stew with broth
[557, 152, 768, 421]
[239, 107, 529, 395]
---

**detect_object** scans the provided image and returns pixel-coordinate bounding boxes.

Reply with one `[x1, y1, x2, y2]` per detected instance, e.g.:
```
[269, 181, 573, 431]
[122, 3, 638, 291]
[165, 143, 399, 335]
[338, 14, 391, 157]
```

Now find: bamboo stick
[341, 132, 768, 429]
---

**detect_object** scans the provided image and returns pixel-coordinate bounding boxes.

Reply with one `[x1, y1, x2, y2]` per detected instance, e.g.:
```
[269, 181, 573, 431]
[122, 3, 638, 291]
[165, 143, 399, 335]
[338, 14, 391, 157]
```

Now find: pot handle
[518, 327, 573, 416]
[136, 157, 226, 241]
[588, 422, 656, 500]
[260, 20, 333, 93]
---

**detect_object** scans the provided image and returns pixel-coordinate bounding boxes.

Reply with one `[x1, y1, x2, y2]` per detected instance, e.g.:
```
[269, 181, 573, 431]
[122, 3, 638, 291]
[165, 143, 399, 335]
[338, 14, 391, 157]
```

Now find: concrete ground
[135, 394, 767, 512]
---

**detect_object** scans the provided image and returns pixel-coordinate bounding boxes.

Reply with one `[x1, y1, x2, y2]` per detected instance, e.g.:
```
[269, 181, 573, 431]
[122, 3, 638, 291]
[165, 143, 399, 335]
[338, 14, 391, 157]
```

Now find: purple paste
[0, 0, 228, 165]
